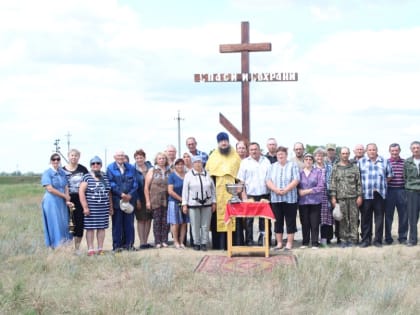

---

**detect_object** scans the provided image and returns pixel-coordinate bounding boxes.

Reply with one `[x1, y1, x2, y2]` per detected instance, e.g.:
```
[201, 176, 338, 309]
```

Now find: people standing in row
[206, 132, 241, 250]
[330, 147, 363, 247]
[182, 155, 216, 251]
[79, 156, 112, 256]
[314, 148, 334, 247]
[358, 143, 393, 247]
[237, 142, 271, 246]
[41, 153, 73, 249]
[133, 149, 153, 249]
[297, 153, 324, 249]
[385, 143, 408, 245]
[144, 152, 171, 248]
[167, 158, 188, 249]
[107, 150, 138, 251]
[266, 146, 300, 250]
[404, 141, 420, 247]
[63, 149, 88, 254]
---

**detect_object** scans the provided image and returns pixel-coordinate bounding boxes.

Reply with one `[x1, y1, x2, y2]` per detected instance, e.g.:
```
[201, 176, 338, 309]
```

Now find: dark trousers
[407, 190, 420, 245]
[385, 187, 408, 243]
[112, 208, 135, 250]
[211, 211, 243, 249]
[299, 204, 321, 246]
[247, 194, 271, 244]
[360, 192, 385, 244]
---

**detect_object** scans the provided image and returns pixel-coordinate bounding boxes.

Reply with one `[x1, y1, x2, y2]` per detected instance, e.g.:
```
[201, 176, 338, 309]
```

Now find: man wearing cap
[325, 143, 339, 165]
[325, 143, 339, 242]
[206, 132, 241, 249]
[107, 150, 138, 251]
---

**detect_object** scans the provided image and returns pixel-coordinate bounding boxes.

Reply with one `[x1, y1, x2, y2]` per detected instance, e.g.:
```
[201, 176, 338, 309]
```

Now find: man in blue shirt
[358, 143, 393, 247]
[186, 136, 209, 167]
[107, 150, 138, 251]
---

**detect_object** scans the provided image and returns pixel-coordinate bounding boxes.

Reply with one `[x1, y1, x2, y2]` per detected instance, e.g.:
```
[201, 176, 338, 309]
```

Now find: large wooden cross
[194, 21, 298, 143]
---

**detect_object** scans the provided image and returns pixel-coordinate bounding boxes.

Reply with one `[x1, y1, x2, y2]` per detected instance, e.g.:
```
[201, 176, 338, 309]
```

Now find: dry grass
[0, 181, 419, 314]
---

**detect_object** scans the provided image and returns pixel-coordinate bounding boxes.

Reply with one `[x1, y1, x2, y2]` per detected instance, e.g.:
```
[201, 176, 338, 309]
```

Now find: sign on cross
[194, 21, 298, 143]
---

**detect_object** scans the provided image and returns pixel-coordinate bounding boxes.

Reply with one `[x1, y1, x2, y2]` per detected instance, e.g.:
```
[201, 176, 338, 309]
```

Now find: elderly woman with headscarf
[182, 155, 216, 251]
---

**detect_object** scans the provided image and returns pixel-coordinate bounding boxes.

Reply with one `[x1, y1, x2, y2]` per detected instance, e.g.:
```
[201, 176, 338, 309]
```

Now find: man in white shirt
[237, 142, 271, 246]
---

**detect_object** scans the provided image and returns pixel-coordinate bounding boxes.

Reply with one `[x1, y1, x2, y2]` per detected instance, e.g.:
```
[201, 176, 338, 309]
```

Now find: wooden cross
[194, 21, 298, 143]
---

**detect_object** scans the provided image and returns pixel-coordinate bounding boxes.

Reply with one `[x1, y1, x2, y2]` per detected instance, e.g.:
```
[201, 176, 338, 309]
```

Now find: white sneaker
[311, 246, 319, 250]
[300, 245, 308, 249]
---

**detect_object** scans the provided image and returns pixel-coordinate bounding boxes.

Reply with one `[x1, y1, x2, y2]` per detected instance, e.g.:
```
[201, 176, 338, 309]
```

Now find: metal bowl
[225, 183, 244, 203]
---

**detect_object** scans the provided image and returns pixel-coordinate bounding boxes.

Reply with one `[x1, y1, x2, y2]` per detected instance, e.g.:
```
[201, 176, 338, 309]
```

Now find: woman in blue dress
[167, 158, 188, 248]
[41, 153, 72, 248]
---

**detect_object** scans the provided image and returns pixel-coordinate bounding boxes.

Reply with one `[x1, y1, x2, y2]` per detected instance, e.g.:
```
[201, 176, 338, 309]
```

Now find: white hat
[332, 204, 343, 221]
[119, 200, 134, 214]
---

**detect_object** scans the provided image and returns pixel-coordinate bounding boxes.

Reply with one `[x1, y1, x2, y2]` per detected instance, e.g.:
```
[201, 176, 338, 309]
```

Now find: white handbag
[332, 204, 343, 221]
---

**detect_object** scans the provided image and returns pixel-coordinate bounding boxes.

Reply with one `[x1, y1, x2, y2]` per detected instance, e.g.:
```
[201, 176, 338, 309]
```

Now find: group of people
[40, 134, 420, 254]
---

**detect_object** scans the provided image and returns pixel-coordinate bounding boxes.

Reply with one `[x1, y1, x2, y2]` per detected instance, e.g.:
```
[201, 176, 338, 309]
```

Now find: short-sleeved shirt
[168, 172, 184, 202]
[358, 156, 393, 199]
[237, 155, 271, 196]
[266, 161, 300, 203]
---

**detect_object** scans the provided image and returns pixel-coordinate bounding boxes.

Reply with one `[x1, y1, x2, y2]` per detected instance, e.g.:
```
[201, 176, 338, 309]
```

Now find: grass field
[0, 179, 419, 314]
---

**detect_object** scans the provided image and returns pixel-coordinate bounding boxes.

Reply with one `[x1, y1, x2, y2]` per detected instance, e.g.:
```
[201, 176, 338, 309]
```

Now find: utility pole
[53, 138, 69, 163]
[65, 131, 72, 154]
[174, 110, 184, 158]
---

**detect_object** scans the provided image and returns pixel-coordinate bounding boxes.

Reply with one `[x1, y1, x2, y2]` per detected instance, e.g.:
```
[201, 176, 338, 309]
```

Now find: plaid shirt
[266, 161, 300, 203]
[358, 155, 393, 199]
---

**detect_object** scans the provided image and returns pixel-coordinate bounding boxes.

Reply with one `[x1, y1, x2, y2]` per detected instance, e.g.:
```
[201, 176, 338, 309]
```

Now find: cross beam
[194, 21, 298, 143]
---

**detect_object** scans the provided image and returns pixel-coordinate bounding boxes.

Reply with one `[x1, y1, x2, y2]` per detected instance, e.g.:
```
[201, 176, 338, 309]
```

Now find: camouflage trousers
[338, 198, 359, 243]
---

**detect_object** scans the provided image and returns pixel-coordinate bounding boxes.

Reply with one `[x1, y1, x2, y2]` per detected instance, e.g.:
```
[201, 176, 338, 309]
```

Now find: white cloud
[310, 6, 341, 21]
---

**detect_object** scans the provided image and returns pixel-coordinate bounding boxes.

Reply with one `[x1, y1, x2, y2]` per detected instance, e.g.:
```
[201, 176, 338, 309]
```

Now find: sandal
[87, 249, 96, 256]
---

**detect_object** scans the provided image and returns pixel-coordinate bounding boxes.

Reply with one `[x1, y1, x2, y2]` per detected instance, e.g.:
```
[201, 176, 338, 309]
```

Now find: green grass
[0, 182, 419, 314]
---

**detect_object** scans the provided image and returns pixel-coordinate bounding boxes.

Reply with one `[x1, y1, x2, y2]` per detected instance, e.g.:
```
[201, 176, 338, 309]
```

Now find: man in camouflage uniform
[329, 147, 363, 247]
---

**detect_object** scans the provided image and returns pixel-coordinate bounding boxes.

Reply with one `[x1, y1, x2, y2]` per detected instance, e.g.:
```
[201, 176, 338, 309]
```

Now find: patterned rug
[194, 254, 297, 274]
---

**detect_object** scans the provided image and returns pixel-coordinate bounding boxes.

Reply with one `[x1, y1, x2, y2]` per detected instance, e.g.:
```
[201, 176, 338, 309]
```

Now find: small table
[225, 202, 275, 257]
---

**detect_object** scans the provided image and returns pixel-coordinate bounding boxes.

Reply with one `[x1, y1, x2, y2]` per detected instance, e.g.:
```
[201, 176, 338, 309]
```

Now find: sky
[1, 0, 419, 173]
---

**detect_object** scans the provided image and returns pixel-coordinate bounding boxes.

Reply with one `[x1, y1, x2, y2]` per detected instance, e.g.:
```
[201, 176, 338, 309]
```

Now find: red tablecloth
[224, 202, 275, 224]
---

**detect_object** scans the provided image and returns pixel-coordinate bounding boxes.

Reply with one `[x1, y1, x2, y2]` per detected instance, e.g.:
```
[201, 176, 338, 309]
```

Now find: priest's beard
[219, 146, 231, 156]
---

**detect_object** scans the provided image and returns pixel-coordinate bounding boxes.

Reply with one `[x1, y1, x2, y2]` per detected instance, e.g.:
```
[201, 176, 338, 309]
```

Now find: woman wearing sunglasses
[41, 153, 73, 249]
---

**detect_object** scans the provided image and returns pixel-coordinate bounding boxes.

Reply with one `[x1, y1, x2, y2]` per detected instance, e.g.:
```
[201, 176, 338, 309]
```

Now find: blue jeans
[384, 188, 407, 243]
